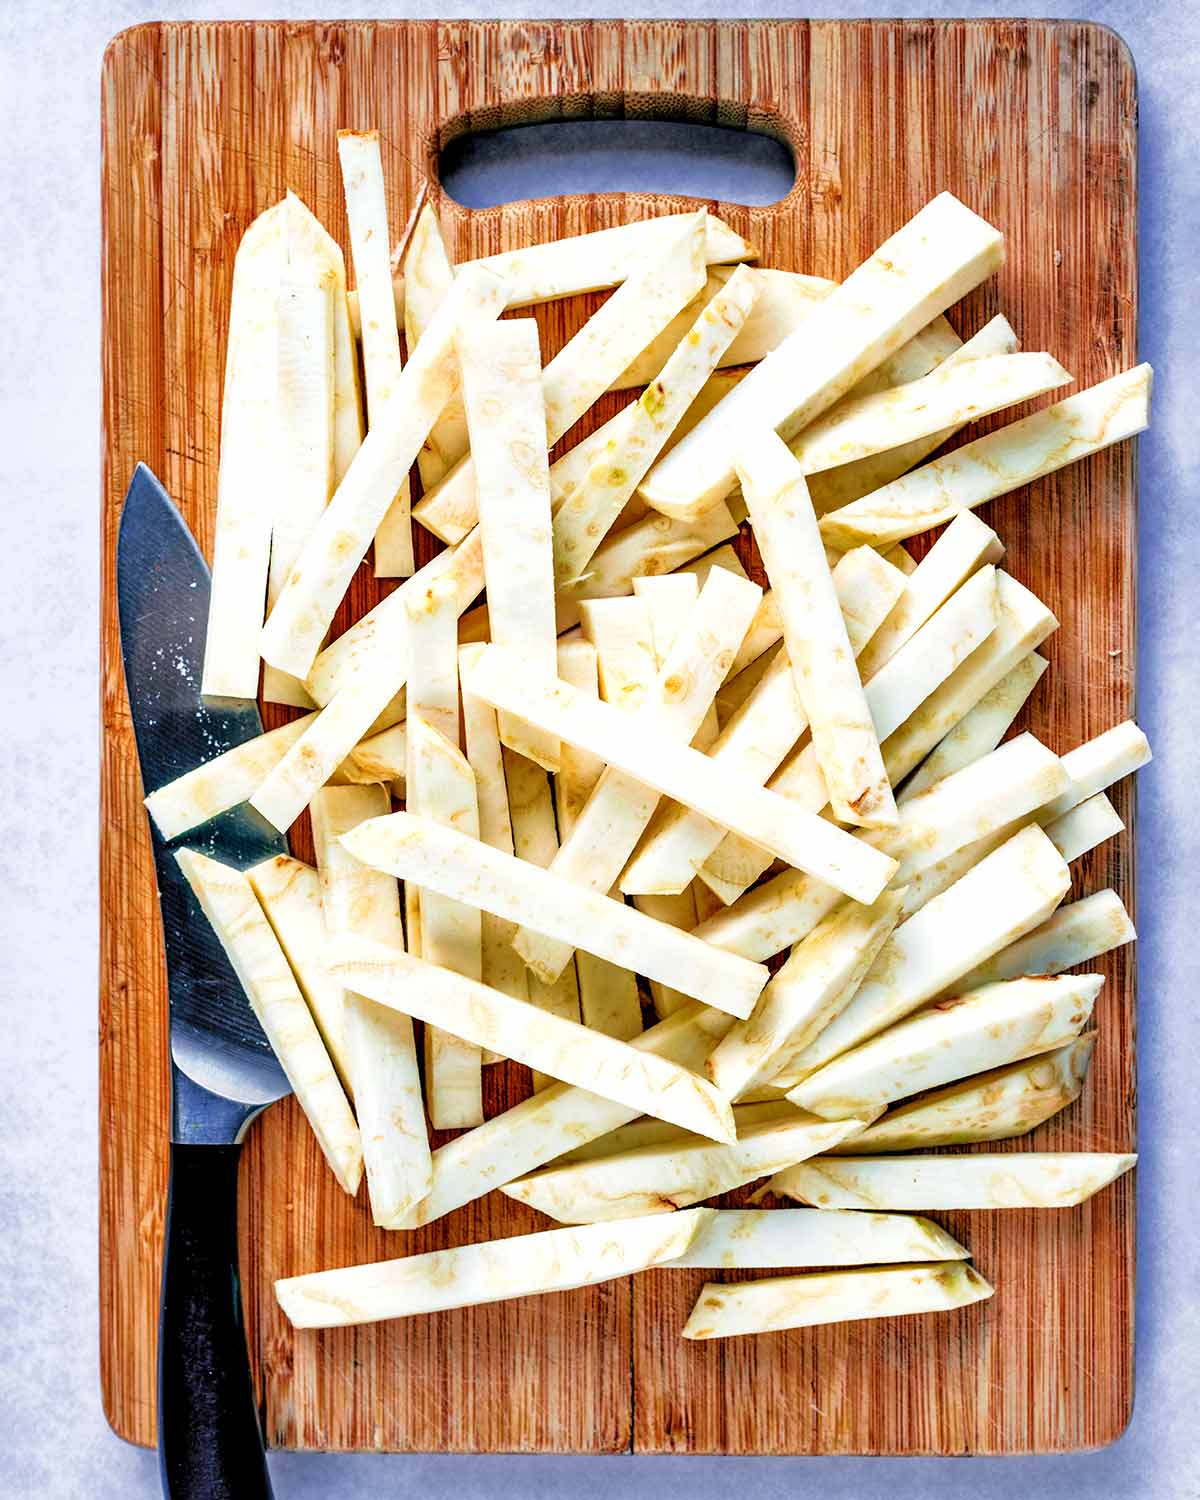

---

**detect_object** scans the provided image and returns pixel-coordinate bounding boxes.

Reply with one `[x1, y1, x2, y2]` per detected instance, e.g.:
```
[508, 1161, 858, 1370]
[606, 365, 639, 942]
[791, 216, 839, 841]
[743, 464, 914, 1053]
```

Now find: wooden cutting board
[100, 18, 1138, 1456]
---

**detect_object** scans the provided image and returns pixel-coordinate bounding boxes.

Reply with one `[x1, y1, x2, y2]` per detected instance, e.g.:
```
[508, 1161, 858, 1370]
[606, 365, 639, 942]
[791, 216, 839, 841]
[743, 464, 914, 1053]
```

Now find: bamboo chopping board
[100, 18, 1138, 1455]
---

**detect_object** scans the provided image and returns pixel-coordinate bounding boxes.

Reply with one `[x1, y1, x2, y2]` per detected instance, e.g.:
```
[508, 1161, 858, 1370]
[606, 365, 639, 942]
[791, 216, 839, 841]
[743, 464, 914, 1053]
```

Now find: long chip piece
[639, 193, 1004, 517]
[330, 936, 738, 1143]
[682, 1262, 993, 1340]
[404, 203, 469, 490]
[341, 812, 768, 1019]
[955, 888, 1135, 993]
[276, 1208, 715, 1329]
[465, 647, 899, 904]
[668, 1208, 968, 1268]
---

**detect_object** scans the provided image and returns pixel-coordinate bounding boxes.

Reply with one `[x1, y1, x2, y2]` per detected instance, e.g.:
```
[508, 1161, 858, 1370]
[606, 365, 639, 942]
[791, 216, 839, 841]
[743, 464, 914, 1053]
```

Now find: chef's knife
[117, 463, 289, 1500]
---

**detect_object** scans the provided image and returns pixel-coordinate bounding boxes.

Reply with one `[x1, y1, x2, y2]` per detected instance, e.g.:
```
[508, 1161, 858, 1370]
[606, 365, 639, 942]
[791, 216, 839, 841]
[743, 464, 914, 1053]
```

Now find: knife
[118, 464, 289, 1500]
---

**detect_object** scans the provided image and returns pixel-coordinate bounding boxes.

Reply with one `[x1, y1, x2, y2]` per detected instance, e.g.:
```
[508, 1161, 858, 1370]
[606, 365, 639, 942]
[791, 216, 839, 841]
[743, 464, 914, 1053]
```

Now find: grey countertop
[1, 0, 1196, 1495]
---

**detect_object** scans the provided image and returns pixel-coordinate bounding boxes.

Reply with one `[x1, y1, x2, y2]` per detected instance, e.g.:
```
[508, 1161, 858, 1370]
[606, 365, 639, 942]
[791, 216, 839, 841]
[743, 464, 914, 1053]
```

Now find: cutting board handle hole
[438, 116, 796, 209]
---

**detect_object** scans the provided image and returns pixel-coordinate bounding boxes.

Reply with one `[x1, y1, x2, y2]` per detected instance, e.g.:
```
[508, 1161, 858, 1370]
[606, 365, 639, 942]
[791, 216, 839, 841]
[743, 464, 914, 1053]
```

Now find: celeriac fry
[1046, 793, 1124, 864]
[330, 721, 407, 795]
[819, 364, 1153, 549]
[954, 888, 1135, 993]
[276, 1208, 714, 1329]
[634, 573, 722, 749]
[682, 1262, 993, 1340]
[579, 596, 657, 712]
[668, 1207, 968, 1268]
[553, 640, 606, 837]
[1043, 719, 1152, 820]
[403, 203, 469, 490]
[175, 849, 362, 1195]
[330, 935, 737, 1142]
[549, 1099, 793, 1165]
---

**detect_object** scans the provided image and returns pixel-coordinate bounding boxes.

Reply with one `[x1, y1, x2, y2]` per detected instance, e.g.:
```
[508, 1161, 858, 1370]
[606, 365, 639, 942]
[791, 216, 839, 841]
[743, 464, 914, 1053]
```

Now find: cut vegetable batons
[552, 264, 762, 581]
[668, 1207, 967, 1268]
[457, 319, 560, 770]
[639, 192, 1004, 518]
[331, 721, 408, 797]
[263, 219, 337, 707]
[309, 784, 430, 1223]
[330, 936, 737, 1143]
[612, 266, 833, 390]
[790, 972, 1101, 1120]
[739, 432, 896, 828]
[832, 1032, 1096, 1154]
[501, 1111, 873, 1224]
[777, 824, 1070, 1081]
[414, 212, 710, 545]
[276, 1208, 714, 1329]
[174, 849, 362, 1195]
[768, 1152, 1136, 1211]
[469, 210, 751, 308]
[145, 712, 315, 841]
[682, 1262, 993, 1340]
[819, 364, 1153, 550]
[513, 566, 762, 984]
[399, 1001, 736, 1228]
[405, 577, 483, 1128]
[337, 130, 414, 577]
[200, 201, 282, 701]
[465, 647, 898, 905]
[341, 812, 768, 1020]
[260, 264, 506, 680]
[956, 888, 1135, 992]
[403, 203, 469, 490]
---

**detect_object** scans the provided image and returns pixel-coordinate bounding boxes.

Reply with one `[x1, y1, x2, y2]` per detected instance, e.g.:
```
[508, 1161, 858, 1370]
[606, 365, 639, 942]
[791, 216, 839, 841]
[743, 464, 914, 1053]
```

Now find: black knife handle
[158, 1143, 274, 1500]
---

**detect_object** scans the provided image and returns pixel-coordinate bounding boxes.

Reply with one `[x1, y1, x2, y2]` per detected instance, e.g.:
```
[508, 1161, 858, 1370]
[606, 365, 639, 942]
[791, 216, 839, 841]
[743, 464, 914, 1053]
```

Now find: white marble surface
[1, 0, 1197, 1495]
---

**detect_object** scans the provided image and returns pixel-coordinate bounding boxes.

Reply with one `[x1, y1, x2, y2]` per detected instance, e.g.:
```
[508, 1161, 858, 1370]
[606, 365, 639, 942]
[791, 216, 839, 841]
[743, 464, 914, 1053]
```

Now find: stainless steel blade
[117, 464, 291, 1142]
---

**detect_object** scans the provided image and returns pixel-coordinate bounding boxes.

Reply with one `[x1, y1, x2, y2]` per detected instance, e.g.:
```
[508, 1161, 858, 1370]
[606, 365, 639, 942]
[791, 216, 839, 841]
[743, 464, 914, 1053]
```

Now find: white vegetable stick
[200, 203, 282, 700]
[550, 1099, 793, 1166]
[1044, 719, 1151, 820]
[468, 210, 752, 307]
[553, 640, 606, 837]
[175, 849, 361, 1194]
[820, 364, 1153, 549]
[343, 812, 768, 1020]
[806, 314, 1018, 515]
[634, 574, 721, 750]
[336, 130, 414, 578]
[516, 567, 762, 983]
[831, 1033, 1096, 1153]
[780, 825, 1071, 1080]
[669, 1207, 967, 1268]
[404, 574, 460, 746]
[330, 721, 407, 795]
[260, 266, 506, 679]
[579, 596, 657, 713]
[791, 973, 1100, 1120]
[573, 950, 644, 1044]
[413, 215, 710, 545]
[769, 1152, 1136, 1212]
[901, 652, 1048, 799]
[553, 265, 762, 579]
[467, 647, 898, 905]
[1046, 793, 1124, 864]
[502, 1111, 872, 1224]
[714, 647, 779, 725]
[635, 889, 700, 1019]
[639, 193, 1004, 517]
[144, 713, 315, 841]
[955, 888, 1135, 993]
[403, 203, 469, 490]
[459, 318, 560, 770]
[246, 854, 353, 1094]
[332, 935, 737, 1142]
[706, 890, 906, 1101]
[277, 1208, 714, 1329]
[617, 552, 906, 899]
[739, 434, 896, 828]
[682, 1262, 993, 1340]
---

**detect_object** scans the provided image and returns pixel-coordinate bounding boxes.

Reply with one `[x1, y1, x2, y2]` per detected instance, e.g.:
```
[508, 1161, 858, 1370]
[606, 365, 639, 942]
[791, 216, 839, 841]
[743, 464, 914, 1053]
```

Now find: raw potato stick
[330, 936, 738, 1143]
[831, 1034, 1096, 1153]
[768, 1152, 1136, 1211]
[738, 432, 896, 827]
[403, 203, 469, 490]
[201, 202, 282, 701]
[276, 1208, 714, 1329]
[682, 1262, 993, 1340]
[819, 364, 1153, 549]
[459, 319, 560, 770]
[954, 888, 1135, 992]
[502, 1111, 873, 1224]
[336, 130, 414, 577]
[175, 849, 362, 1195]
[666, 1207, 968, 1269]
[260, 265, 506, 679]
[790, 973, 1101, 1120]
[341, 812, 769, 1019]
[639, 193, 1005, 517]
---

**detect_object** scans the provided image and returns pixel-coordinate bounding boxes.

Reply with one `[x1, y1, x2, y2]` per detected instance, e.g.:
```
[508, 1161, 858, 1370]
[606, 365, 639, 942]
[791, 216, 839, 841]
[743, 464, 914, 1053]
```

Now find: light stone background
[1, 1, 1197, 1495]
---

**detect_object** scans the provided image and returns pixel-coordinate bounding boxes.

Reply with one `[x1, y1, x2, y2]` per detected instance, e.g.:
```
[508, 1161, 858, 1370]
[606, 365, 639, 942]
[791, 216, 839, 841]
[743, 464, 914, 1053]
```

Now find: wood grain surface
[100, 19, 1138, 1455]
